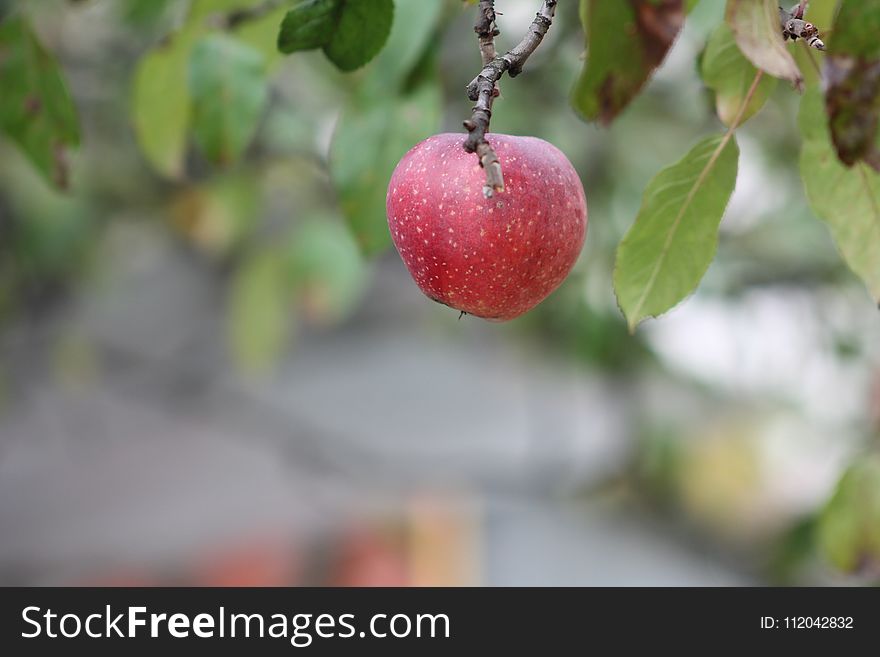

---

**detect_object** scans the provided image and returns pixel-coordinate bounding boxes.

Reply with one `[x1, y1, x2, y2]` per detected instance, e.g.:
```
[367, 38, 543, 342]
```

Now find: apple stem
[463, 0, 558, 198]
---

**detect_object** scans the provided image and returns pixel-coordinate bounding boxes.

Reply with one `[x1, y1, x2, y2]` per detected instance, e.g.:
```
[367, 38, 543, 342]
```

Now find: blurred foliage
[330, 0, 443, 254]
[637, 419, 767, 541]
[287, 215, 366, 326]
[819, 456, 880, 574]
[829, 0, 880, 56]
[332, 82, 441, 254]
[170, 173, 261, 256]
[767, 515, 819, 585]
[229, 248, 292, 372]
[118, 0, 177, 28]
[189, 34, 269, 165]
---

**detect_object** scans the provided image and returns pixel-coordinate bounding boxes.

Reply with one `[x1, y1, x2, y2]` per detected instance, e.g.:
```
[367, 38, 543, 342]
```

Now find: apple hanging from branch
[385, 0, 585, 321]
[386, 133, 587, 321]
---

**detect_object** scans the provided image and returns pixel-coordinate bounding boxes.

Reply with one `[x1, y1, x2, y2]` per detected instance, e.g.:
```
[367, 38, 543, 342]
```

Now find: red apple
[386, 133, 587, 321]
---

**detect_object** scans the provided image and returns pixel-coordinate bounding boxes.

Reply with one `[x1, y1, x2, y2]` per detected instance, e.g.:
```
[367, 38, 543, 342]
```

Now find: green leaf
[800, 87, 880, 302]
[0, 15, 80, 189]
[323, 0, 394, 72]
[132, 33, 194, 178]
[275, 0, 395, 73]
[818, 456, 880, 573]
[725, 0, 802, 86]
[287, 215, 366, 325]
[228, 250, 292, 373]
[614, 134, 740, 331]
[572, 0, 687, 125]
[277, 0, 341, 54]
[188, 34, 269, 166]
[331, 80, 441, 255]
[701, 23, 777, 127]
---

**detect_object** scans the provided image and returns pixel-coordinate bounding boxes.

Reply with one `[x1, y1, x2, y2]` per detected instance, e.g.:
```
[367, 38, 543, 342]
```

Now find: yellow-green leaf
[228, 250, 292, 372]
[818, 456, 880, 573]
[701, 23, 777, 127]
[132, 32, 195, 178]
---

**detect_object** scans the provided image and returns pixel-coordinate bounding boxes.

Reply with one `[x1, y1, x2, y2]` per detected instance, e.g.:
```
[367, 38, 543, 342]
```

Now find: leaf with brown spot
[826, 0, 880, 171]
[571, 0, 687, 125]
[0, 15, 80, 189]
[800, 87, 880, 304]
[725, 0, 803, 87]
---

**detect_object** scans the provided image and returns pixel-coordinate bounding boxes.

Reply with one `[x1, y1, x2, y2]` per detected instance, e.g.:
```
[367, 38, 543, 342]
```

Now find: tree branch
[474, 0, 499, 67]
[216, 0, 283, 30]
[463, 0, 558, 198]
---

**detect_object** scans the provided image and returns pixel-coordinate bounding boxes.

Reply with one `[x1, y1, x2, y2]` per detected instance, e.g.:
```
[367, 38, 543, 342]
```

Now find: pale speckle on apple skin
[386, 133, 587, 321]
